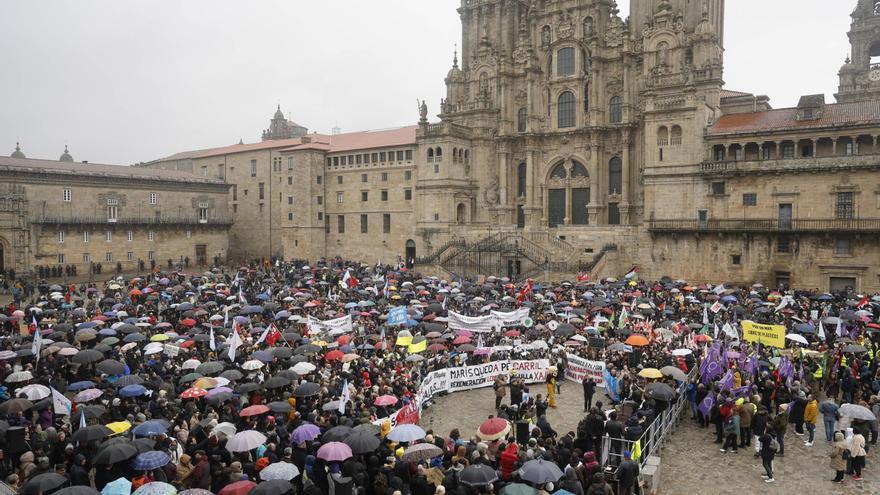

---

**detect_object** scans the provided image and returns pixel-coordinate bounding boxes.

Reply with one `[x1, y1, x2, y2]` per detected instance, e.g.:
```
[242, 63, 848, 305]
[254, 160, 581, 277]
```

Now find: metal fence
[600, 365, 697, 479]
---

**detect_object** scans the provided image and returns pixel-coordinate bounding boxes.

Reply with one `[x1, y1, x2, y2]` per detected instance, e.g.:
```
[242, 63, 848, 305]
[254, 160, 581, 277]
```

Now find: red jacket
[499, 444, 519, 480]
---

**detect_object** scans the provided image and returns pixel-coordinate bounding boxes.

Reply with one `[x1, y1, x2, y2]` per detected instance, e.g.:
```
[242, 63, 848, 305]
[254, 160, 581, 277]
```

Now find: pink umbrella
[207, 386, 233, 397]
[317, 441, 353, 462]
[456, 329, 473, 337]
[74, 388, 103, 402]
[473, 348, 493, 356]
[374, 395, 398, 407]
[239, 404, 270, 417]
[218, 480, 257, 495]
[453, 336, 471, 345]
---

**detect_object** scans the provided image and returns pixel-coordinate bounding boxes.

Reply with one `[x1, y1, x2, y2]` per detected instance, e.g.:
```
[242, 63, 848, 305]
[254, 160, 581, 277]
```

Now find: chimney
[301, 136, 312, 144]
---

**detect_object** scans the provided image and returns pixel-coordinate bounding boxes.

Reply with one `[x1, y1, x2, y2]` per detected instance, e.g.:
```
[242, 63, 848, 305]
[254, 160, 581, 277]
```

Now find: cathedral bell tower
[836, 0, 880, 103]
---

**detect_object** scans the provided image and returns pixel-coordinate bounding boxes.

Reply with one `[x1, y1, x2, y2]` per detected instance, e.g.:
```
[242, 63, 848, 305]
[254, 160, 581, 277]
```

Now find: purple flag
[700, 355, 724, 384]
[731, 386, 752, 398]
[719, 369, 735, 391]
[697, 393, 716, 417]
[745, 353, 759, 377]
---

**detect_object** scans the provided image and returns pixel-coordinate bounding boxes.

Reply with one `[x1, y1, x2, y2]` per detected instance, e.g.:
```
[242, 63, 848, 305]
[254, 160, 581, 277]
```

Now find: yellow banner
[396, 335, 413, 347]
[408, 339, 427, 354]
[741, 320, 786, 348]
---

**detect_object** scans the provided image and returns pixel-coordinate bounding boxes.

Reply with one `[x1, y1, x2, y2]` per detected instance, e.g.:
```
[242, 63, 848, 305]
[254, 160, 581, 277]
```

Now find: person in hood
[68, 454, 89, 486]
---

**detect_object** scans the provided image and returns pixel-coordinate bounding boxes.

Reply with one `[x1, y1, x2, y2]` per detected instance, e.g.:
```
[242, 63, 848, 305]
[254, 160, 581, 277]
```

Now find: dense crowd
[0, 259, 877, 495]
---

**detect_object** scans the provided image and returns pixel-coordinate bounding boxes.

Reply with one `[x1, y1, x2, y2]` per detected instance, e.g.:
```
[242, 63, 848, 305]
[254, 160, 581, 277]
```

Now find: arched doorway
[456, 203, 466, 224]
[405, 240, 416, 269]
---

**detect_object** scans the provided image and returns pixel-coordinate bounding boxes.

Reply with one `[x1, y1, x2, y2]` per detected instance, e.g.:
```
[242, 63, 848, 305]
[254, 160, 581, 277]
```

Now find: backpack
[842, 448, 851, 460]
[769, 438, 780, 452]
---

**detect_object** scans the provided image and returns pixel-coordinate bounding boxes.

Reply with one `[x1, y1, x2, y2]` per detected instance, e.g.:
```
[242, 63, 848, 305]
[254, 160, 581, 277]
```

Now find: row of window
[657, 126, 683, 146]
[352, 188, 413, 202]
[713, 141, 862, 161]
[57, 251, 157, 264]
[59, 230, 158, 243]
[62, 190, 157, 205]
[334, 170, 412, 185]
[536, 94, 620, 130]
[327, 150, 412, 168]
[325, 214, 393, 234]
[711, 185, 857, 220]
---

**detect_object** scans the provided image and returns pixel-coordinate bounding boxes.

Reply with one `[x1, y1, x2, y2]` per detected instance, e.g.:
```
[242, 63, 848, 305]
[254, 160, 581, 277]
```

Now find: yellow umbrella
[638, 368, 663, 379]
[106, 421, 131, 435]
[193, 377, 219, 390]
[150, 334, 170, 342]
[390, 295, 402, 300]
[313, 340, 328, 347]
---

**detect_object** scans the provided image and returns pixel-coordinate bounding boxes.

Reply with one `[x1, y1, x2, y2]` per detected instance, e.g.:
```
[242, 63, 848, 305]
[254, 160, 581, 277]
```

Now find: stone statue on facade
[419, 100, 428, 123]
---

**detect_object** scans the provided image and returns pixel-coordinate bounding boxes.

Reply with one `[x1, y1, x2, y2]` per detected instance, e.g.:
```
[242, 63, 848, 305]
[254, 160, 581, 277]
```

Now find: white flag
[722, 322, 738, 339]
[702, 304, 709, 325]
[713, 323, 720, 339]
[228, 324, 243, 361]
[51, 387, 71, 416]
[836, 319, 844, 337]
[255, 324, 271, 346]
[712, 284, 726, 295]
[818, 321, 826, 341]
[338, 379, 350, 414]
[31, 317, 42, 362]
[209, 325, 216, 352]
[79, 408, 87, 429]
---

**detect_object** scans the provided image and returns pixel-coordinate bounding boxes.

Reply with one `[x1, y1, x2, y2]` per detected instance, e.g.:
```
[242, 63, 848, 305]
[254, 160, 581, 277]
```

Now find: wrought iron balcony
[31, 215, 234, 227]
[648, 218, 880, 234]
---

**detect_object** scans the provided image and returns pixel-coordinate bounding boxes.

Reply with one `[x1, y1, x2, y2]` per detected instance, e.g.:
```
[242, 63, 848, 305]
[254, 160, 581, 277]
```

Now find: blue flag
[387, 306, 407, 326]
[604, 369, 619, 402]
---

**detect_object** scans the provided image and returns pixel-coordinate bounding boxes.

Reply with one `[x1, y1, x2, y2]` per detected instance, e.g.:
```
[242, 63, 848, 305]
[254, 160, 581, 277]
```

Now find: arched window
[427, 148, 434, 160]
[547, 53, 553, 80]
[583, 81, 590, 113]
[547, 160, 590, 227]
[670, 125, 682, 146]
[517, 107, 527, 132]
[656, 41, 669, 67]
[609, 96, 622, 123]
[871, 40, 880, 65]
[435, 147, 442, 159]
[557, 47, 575, 77]
[583, 17, 594, 37]
[464, 150, 469, 164]
[608, 156, 622, 195]
[517, 163, 527, 197]
[452, 147, 458, 163]
[456, 203, 466, 224]
[657, 126, 669, 146]
[558, 91, 576, 128]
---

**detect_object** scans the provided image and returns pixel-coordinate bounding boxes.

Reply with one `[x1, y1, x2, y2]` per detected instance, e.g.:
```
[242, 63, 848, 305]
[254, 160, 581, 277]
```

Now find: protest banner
[563, 352, 607, 388]
[588, 336, 606, 349]
[447, 311, 496, 333]
[490, 308, 531, 328]
[741, 320, 786, 348]
[307, 314, 353, 335]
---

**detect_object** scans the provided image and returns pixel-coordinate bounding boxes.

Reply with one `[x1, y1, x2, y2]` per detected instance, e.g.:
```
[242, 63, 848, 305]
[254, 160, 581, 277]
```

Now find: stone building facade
[0, 150, 230, 276]
[138, 0, 880, 291]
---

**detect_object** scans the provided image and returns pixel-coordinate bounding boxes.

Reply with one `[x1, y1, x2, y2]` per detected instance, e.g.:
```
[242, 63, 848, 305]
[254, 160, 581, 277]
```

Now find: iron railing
[648, 218, 880, 234]
[32, 215, 234, 227]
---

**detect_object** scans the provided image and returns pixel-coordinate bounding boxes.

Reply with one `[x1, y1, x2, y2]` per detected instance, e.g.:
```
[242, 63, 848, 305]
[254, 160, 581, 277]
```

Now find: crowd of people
[0, 259, 876, 495]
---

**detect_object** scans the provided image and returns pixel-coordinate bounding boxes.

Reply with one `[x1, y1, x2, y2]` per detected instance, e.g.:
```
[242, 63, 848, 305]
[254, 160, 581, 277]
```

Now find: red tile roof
[280, 125, 418, 154]
[720, 89, 753, 99]
[708, 100, 880, 135]
[151, 135, 330, 162]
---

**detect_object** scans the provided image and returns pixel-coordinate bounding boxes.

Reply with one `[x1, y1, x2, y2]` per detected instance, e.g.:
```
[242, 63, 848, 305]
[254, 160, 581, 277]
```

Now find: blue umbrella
[240, 305, 264, 315]
[131, 450, 170, 471]
[68, 381, 96, 392]
[132, 420, 168, 437]
[99, 329, 118, 336]
[101, 477, 131, 495]
[257, 293, 270, 301]
[344, 302, 358, 309]
[177, 302, 194, 311]
[721, 295, 737, 303]
[233, 316, 250, 325]
[274, 311, 290, 320]
[119, 385, 147, 398]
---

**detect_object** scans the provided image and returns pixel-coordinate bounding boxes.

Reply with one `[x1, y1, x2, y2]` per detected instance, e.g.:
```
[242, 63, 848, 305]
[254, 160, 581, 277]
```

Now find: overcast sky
[0, 0, 856, 165]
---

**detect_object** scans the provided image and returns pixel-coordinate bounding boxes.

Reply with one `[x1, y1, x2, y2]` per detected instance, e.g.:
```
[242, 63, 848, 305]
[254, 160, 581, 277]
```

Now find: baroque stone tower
[836, 0, 880, 102]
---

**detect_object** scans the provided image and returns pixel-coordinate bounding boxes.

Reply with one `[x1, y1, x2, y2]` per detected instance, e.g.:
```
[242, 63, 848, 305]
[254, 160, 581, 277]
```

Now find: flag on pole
[818, 320, 826, 341]
[256, 324, 271, 346]
[836, 319, 845, 338]
[51, 387, 72, 415]
[702, 304, 709, 325]
[31, 316, 42, 362]
[79, 408, 87, 429]
[338, 379, 350, 414]
[713, 323, 720, 340]
[209, 325, 216, 352]
[267, 324, 281, 346]
[228, 324, 243, 361]
[722, 322, 738, 339]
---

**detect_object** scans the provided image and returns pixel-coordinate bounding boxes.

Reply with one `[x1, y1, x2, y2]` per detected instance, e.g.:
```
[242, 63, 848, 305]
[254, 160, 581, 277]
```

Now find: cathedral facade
[137, 0, 880, 291]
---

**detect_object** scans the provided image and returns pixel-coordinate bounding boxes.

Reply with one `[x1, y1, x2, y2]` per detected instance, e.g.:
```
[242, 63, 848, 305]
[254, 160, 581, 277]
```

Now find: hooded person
[69, 454, 89, 486]
[560, 468, 584, 495]
[499, 443, 519, 480]
[830, 432, 847, 483]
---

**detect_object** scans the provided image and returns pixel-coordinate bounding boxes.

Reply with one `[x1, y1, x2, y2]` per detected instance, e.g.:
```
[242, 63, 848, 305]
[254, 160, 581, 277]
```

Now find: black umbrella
[267, 401, 292, 414]
[122, 333, 146, 343]
[97, 359, 126, 375]
[459, 464, 498, 486]
[343, 430, 381, 454]
[206, 392, 234, 404]
[251, 479, 293, 495]
[294, 344, 321, 355]
[20, 473, 69, 495]
[196, 361, 225, 375]
[271, 347, 294, 359]
[293, 382, 320, 397]
[220, 369, 244, 381]
[842, 344, 868, 354]
[0, 398, 34, 414]
[322, 425, 353, 442]
[77, 405, 106, 420]
[276, 370, 299, 381]
[71, 349, 103, 364]
[288, 355, 308, 364]
[554, 323, 576, 337]
[71, 425, 113, 443]
[353, 423, 380, 435]
[237, 382, 262, 393]
[264, 376, 291, 389]
[94, 442, 139, 464]
[179, 373, 203, 384]
[645, 382, 676, 402]
[114, 375, 145, 387]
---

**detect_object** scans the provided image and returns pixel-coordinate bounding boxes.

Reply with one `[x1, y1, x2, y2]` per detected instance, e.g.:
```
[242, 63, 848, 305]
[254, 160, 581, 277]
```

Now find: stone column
[831, 137, 838, 156]
[499, 153, 509, 206]
[621, 129, 631, 224]
[851, 136, 860, 155]
[811, 139, 819, 157]
[758, 143, 765, 160]
[775, 141, 783, 159]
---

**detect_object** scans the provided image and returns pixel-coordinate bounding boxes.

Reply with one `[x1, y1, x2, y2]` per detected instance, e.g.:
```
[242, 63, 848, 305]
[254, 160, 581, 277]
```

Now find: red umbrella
[181, 318, 197, 328]
[178, 340, 195, 348]
[180, 387, 208, 399]
[218, 480, 258, 495]
[374, 395, 398, 407]
[239, 404, 270, 417]
[478, 417, 510, 441]
[694, 334, 712, 343]
[325, 350, 345, 361]
[504, 330, 520, 337]
[453, 335, 471, 345]
[867, 323, 880, 329]
[374, 341, 391, 350]
[427, 343, 447, 352]
[336, 335, 351, 345]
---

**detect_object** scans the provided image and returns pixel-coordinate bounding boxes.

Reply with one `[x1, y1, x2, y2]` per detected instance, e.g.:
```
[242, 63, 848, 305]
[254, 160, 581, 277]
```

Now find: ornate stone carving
[484, 178, 500, 206]
[556, 10, 574, 39]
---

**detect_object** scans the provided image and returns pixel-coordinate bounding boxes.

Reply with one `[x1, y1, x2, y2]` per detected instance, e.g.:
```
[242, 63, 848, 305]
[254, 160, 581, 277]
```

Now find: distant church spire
[11, 141, 25, 159]
[453, 45, 458, 69]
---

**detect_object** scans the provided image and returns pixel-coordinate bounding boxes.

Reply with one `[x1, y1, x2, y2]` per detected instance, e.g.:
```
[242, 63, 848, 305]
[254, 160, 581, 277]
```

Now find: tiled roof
[708, 100, 880, 135]
[151, 135, 330, 162]
[0, 156, 225, 184]
[721, 89, 753, 99]
[279, 125, 418, 154]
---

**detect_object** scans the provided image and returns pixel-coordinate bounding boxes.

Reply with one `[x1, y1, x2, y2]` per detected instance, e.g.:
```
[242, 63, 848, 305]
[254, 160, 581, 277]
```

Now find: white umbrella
[785, 333, 808, 345]
[5, 371, 33, 383]
[226, 430, 267, 452]
[570, 334, 588, 342]
[58, 348, 79, 357]
[211, 422, 237, 438]
[242, 360, 264, 371]
[182, 359, 201, 370]
[671, 349, 692, 356]
[260, 461, 301, 481]
[292, 362, 316, 375]
[14, 384, 51, 400]
[143, 343, 165, 356]
[387, 424, 426, 442]
[839, 403, 876, 421]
